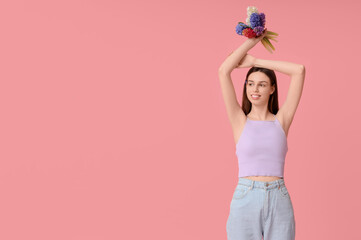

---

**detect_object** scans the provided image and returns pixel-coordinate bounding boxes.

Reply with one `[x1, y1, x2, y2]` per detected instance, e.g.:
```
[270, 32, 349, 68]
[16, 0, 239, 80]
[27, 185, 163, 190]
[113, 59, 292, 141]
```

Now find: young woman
[218, 30, 305, 240]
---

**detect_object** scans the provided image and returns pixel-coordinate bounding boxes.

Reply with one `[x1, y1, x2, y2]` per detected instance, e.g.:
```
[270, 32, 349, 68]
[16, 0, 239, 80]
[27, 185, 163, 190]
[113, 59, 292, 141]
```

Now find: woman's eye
[248, 83, 266, 87]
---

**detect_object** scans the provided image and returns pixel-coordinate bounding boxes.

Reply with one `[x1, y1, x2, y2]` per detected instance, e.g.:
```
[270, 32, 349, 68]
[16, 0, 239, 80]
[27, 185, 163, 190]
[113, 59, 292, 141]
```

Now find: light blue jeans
[226, 178, 295, 240]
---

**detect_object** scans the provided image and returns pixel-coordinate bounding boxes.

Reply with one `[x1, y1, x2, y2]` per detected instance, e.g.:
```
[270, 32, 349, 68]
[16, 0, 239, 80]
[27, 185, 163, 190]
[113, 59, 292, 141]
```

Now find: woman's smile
[251, 94, 261, 100]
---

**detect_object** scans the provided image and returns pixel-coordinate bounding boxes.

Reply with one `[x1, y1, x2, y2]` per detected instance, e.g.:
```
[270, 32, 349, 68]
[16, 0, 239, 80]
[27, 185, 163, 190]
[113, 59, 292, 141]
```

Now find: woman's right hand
[246, 28, 268, 47]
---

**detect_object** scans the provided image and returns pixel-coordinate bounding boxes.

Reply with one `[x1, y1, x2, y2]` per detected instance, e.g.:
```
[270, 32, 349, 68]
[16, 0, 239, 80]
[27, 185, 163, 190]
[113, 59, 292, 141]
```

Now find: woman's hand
[235, 53, 257, 68]
[246, 28, 268, 47]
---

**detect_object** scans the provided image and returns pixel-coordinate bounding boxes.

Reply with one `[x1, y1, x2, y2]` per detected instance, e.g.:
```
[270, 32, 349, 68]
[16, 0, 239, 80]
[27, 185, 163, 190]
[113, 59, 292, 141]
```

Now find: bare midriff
[241, 176, 283, 182]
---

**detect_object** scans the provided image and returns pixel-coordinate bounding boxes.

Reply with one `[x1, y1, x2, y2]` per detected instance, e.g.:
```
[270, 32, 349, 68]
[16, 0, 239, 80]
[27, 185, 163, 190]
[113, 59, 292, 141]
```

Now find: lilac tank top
[235, 114, 288, 178]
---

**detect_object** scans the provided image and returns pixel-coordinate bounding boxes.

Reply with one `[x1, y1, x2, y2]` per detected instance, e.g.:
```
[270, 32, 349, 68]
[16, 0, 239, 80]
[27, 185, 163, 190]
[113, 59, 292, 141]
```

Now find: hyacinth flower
[235, 6, 279, 53]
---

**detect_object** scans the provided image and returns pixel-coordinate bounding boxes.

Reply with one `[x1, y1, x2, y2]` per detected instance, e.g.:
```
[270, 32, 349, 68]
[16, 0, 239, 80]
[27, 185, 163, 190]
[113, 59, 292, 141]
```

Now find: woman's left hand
[235, 53, 257, 68]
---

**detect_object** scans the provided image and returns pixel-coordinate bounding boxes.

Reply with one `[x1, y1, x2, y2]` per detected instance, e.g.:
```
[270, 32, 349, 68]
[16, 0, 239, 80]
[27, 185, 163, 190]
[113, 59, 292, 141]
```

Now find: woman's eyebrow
[248, 80, 268, 83]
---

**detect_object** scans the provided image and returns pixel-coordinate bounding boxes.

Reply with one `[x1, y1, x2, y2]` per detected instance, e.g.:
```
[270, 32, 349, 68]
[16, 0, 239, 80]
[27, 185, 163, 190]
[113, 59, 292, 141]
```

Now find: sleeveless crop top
[235, 114, 288, 178]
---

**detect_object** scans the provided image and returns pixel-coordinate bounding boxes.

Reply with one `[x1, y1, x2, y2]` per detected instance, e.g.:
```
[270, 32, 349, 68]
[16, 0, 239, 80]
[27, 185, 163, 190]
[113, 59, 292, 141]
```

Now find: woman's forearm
[254, 58, 304, 76]
[218, 39, 256, 75]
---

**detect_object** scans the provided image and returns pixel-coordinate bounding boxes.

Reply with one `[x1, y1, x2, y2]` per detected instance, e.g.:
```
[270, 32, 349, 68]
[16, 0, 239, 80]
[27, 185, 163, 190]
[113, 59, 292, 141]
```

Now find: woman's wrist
[254, 58, 262, 68]
[245, 38, 257, 47]
[239, 39, 255, 50]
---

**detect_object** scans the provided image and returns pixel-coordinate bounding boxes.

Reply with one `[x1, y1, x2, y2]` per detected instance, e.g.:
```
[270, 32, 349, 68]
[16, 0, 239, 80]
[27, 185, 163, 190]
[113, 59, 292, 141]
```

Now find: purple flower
[235, 22, 250, 35]
[259, 13, 266, 27]
[249, 12, 264, 28]
[253, 26, 264, 36]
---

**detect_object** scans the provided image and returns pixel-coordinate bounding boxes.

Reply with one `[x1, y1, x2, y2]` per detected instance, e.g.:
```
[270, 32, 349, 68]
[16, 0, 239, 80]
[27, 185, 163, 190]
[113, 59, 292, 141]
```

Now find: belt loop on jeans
[277, 180, 280, 189]
[250, 180, 254, 190]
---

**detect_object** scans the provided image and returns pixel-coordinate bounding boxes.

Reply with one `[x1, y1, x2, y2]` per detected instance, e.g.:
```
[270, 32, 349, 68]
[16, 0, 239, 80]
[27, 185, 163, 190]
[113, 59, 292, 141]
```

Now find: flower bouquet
[235, 6, 278, 53]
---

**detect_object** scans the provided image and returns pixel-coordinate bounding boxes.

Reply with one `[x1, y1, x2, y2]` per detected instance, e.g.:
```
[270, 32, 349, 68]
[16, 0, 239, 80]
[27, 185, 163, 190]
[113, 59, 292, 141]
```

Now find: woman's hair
[241, 67, 279, 115]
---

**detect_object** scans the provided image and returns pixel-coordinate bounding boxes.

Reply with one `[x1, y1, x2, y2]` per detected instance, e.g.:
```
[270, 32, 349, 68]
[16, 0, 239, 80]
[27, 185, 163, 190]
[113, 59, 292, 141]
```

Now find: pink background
[0, 0, 360, 239]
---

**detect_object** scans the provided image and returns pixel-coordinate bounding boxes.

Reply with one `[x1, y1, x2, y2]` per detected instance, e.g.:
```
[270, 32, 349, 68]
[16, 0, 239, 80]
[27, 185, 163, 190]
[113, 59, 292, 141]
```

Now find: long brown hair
[241, 67, 280, 115]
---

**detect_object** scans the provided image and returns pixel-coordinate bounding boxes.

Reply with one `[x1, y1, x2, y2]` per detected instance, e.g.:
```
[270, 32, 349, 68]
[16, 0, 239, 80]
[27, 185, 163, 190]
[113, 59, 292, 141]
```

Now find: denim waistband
[237, 177, 285, 190]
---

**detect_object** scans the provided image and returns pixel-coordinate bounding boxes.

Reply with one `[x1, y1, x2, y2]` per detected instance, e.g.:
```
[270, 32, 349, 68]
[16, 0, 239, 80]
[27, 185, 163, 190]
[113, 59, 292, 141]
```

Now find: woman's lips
[251, 94, 261, 100]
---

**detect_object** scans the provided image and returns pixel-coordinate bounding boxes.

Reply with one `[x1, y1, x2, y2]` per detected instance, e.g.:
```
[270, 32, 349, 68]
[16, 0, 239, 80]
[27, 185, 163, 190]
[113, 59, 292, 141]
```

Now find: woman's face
[246, 72, 275, 105]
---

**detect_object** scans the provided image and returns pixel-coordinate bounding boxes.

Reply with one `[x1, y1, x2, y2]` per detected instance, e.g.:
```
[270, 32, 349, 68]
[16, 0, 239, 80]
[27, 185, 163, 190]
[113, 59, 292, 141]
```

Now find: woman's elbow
[218, 66, 226, 75]
[218, 65, 232, 75]
[298, 64, 305, 74]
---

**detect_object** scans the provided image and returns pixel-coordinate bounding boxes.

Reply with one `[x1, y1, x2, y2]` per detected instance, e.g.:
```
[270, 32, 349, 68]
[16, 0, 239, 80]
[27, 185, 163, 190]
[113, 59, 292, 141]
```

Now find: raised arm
[254, 58, 306, 129]
[218, 39, 257, 75]
[218, 31, 267, 130]
[218, 30, 267, 74]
